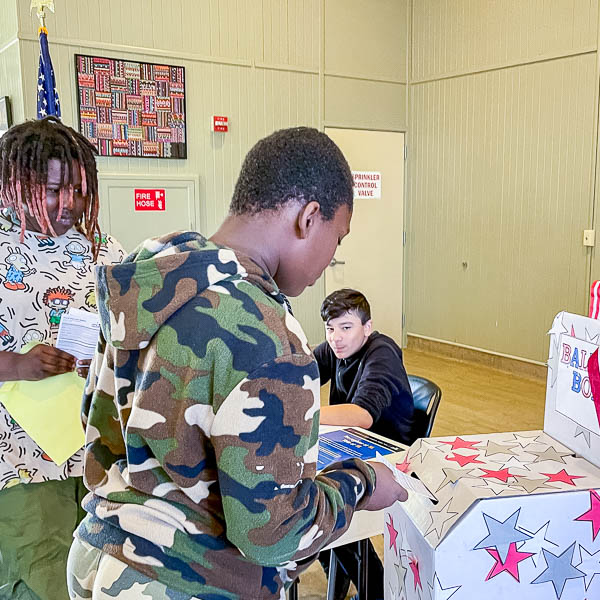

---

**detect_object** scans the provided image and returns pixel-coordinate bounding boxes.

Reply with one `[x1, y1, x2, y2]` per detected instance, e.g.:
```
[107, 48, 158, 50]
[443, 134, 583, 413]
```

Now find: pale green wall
[406, 0, 600, 363]
[7, 0, 409, 346]
[0, 0, 24, 125]
[11, 1, 588, 364]
[0, 0, 18, 47]
[324, 0, 408, 131]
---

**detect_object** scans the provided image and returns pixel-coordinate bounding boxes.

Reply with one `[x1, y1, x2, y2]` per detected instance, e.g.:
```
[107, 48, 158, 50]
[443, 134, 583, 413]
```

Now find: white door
[98, 175, 199, 253]
[324, 128, 405, 343]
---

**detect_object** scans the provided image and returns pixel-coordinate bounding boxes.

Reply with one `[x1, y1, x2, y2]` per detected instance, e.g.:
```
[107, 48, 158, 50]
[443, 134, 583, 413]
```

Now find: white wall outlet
[584, 229, 596, 247]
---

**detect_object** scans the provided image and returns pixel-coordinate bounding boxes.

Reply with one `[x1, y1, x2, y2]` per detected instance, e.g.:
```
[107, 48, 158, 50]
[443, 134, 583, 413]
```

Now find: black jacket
[314, 332, 414, 444]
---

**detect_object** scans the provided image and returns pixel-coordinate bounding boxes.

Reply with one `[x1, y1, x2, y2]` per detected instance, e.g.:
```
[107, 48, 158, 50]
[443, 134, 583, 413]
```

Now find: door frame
[324, 126, 409, 347]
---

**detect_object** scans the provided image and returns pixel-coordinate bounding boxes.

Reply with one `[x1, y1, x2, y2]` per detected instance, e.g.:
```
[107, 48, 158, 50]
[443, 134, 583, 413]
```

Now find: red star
[446, 453, 484, 467]
[485, 542, 534, 582]
[386, 514, 399, 554]
[541, 469, 585, 486]
[396, 456, 411, 473]
[479, 468, 513, 483]
[409, 555, 422, 590]
[576, 489, 600, 540]
[440, 436, 481, 451]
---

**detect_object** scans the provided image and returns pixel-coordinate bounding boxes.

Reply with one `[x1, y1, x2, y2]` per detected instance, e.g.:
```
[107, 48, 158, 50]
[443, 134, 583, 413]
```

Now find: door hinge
[403, 231, 406, 246]
[402, 313, 406, 328]
[404, 145, 407, 160]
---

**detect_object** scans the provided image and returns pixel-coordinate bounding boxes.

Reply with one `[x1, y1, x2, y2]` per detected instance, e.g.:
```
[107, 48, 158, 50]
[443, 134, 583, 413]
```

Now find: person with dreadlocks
[0, 116, 124, 600]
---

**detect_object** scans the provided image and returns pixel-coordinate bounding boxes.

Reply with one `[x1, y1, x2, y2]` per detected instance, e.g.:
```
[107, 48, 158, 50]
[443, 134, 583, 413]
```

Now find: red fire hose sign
[135, 189, 166, 211]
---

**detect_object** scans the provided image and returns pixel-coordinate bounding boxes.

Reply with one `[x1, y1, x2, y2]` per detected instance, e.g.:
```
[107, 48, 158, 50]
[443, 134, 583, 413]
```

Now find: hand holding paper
[0, 340, 86, 465]
[362, 461, 409, 511]
[376, 452, 437, 502]
[12, 343, 76, 381]
[75, 358, 92, 379]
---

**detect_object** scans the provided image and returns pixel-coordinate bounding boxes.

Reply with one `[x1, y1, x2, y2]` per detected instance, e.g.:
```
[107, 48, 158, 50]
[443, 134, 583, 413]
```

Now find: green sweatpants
[0, 477, 87, 600]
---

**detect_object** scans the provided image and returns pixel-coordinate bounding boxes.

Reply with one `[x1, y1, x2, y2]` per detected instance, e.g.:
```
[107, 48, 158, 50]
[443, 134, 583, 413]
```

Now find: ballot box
[384, 311, 600, 600]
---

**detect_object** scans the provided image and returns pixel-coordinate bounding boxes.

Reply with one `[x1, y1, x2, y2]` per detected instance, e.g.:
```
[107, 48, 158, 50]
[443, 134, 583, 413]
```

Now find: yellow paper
[0, 371, 85, 466]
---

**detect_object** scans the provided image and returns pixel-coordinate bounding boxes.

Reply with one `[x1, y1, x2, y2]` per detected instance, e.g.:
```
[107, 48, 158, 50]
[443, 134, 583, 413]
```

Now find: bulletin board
[74, 54, 187, 159]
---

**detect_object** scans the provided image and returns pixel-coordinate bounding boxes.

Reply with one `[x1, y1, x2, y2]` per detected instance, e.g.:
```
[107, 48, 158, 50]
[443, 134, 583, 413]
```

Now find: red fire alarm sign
[134, 189, 166, 211]
[212, 115, 228, 132]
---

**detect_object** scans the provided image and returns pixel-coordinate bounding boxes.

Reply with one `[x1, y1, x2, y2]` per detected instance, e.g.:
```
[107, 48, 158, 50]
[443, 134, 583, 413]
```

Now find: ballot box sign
[545, 312, 600, 467]
[556, 334, 600, 436]
[134, 189, 166, 211]
[352, 171, 381, 199]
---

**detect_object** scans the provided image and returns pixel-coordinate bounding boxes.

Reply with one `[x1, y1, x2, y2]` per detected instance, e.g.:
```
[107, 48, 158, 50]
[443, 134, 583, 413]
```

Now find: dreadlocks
[0, 116, 101, 258]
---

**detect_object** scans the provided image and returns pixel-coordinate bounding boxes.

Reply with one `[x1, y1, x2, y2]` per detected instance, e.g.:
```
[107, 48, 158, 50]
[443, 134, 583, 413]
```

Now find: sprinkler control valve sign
[352, 171, 381, 199]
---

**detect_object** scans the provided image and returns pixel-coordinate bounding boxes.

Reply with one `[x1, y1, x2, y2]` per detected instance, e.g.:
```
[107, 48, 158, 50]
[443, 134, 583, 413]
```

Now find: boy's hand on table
[361, 461, 408, 511]
[16, 344, 76, 380]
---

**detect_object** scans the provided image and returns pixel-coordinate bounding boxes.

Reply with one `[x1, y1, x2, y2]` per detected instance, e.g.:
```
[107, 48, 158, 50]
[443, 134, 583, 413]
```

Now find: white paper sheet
[56, 308, 100, 361]
[376, 452, 437, 501]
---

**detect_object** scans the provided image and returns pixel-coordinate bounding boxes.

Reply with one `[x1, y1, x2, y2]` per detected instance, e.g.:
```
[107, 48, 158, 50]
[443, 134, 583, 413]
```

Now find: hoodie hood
[96, 231, 285, 350]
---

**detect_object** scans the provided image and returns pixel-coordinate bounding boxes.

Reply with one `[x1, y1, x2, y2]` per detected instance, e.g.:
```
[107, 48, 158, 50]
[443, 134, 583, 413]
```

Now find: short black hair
[230, 127, 353, 220]
[320, 288, 371, 324]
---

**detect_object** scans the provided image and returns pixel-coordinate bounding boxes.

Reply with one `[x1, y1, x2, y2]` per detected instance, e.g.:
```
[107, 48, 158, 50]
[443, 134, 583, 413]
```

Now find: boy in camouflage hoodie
[67, 127, 407, 600]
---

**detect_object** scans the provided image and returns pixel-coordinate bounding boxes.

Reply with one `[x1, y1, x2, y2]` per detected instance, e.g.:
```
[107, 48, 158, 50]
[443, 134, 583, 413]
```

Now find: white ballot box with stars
[384, 311, 600, 600]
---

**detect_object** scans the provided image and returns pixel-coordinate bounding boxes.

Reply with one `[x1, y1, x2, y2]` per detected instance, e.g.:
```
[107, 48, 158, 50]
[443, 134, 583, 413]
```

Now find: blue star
[473, 508, 532, 562]
[531, 543, 585, 598]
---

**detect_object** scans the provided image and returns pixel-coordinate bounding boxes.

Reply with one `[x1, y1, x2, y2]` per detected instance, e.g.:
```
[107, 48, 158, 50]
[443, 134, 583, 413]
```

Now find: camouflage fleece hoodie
[75, 231, 376, 600]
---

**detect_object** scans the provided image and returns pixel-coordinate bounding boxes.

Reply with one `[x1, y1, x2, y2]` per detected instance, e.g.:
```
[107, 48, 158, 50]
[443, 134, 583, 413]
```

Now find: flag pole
[31, 0, 61, 120]
[30, 0, 55, 31]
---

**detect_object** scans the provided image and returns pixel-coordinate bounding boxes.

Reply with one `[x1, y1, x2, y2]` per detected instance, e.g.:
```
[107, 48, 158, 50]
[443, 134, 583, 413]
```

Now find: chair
[407, 374, 442, 442]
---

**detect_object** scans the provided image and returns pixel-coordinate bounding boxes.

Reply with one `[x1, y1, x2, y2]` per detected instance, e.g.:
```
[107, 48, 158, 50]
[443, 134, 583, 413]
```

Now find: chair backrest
[407, 374, 442, 442]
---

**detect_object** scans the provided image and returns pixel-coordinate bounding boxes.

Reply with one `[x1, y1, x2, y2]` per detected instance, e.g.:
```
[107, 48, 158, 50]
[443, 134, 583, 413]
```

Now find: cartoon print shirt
[0, 209, 125, 489]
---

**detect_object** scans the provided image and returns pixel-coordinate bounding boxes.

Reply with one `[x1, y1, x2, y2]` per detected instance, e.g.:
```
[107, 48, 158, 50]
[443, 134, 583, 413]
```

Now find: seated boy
[315, 288, 414, 443]
[314, 288, 414, 600]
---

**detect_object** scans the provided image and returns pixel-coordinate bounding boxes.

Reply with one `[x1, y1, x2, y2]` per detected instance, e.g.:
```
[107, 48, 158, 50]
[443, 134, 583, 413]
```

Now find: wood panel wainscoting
[407, 334, 547, 382]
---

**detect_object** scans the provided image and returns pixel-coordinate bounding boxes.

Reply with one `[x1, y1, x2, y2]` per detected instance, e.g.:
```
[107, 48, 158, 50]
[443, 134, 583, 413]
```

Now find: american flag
[36, 27, 60, 119]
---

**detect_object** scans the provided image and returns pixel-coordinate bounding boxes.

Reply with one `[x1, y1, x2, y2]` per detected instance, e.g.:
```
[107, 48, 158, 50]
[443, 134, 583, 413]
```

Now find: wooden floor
[298, 348, 547, 600]
[403, 348, 546, 436]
